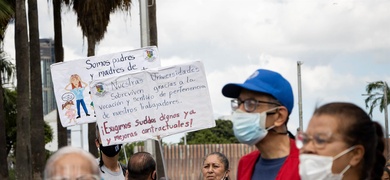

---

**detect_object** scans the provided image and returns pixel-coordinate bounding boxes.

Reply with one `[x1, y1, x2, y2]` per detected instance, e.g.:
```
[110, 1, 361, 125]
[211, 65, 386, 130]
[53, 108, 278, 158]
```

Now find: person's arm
[81, 81, 88, 87]
[65, 83, 72, 91]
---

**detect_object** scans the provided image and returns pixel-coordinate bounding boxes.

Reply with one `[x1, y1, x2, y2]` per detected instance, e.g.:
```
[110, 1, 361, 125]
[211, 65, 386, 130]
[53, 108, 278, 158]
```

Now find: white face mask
[299, 146, 356, 180]
[232, 107, 277, 145]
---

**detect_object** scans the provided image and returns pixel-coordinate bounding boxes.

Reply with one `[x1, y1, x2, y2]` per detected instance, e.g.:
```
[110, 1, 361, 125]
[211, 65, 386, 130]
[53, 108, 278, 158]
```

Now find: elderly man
[127, 152, 156, 180]
[44, 146, 100, 180]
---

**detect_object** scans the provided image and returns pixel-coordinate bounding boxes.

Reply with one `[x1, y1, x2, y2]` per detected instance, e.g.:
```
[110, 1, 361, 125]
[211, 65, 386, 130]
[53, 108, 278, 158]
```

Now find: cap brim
[222, 83, 270, 98]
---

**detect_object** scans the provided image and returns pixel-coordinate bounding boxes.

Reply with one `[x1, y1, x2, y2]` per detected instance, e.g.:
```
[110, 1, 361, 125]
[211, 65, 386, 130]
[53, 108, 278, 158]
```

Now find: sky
[3, 0, 390, 149]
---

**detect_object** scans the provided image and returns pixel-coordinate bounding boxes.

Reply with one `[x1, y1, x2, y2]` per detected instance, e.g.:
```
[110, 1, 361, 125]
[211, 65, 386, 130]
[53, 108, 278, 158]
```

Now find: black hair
[127, 152, 156, 180]
[95, 124, 105, 173]
[313, 102, 385, 179]
[203, 152, 230, 180]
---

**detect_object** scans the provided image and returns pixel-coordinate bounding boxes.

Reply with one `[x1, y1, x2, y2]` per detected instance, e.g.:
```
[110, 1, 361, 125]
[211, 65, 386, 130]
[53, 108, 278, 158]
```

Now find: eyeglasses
[231, 98, 281, 112]
[296, 131, 333, 149]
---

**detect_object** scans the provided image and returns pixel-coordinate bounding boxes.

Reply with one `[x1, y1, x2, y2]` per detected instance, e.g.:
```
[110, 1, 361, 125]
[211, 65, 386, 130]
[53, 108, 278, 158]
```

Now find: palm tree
[52, 0, 68, 149]
[364, 81, 390, 116]
[63, 0, 132, 157]
[28, 0, 45, 178]
[0, 0, 14, 45]
[15, 0, 32, 178]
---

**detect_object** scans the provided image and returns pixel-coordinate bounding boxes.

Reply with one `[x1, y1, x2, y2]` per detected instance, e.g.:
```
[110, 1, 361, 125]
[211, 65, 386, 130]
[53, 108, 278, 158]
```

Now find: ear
[273, 106, 288, 127]
[125, 170, 128, 179]
[225, 169, 231, 178]
[152, 170, 157, 180]
[349, 145, 364, 166]
[95, 138, 100, 149]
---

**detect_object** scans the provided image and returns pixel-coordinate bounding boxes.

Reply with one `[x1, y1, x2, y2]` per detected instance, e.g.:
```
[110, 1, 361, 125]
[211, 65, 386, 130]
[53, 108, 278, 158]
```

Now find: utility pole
[297, 61, 303, 131]
[140, 0, 150, 46]
[140, 0, 167, 179]
[139, 0, 154, 156]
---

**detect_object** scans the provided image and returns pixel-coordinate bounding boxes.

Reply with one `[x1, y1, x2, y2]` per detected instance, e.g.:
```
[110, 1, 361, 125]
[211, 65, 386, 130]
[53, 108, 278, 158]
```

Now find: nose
[207, 166, 214, 173]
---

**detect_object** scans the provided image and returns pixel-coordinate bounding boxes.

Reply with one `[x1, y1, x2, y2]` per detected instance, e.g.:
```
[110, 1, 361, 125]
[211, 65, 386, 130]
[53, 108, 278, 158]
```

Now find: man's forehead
[50, 154, 93, 178]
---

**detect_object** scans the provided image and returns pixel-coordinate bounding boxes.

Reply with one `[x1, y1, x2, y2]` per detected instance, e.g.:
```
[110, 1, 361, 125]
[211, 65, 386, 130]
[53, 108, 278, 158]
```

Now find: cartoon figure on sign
[62, 100, 77, 124]
[65, 74, 90, 119]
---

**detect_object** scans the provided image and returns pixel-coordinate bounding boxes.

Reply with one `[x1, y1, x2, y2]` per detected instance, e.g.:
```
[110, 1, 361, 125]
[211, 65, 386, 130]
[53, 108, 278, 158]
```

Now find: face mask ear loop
[221, 171, 227, 180]
[333, 145, 356, 160]
[339, 164, 351, 175]
[266, 125, 275, 131]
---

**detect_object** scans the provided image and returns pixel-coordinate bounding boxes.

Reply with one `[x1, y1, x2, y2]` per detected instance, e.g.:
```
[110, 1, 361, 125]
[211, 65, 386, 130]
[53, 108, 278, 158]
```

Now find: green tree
[118, 141, 144, 165]
[63, 0, 132, 157]
[0, 0, 14, 44]
[179, 119, 238, 144]
[0, 51, 14, 180]
[4, 87, 16, 154]
[3, 87, 53, 165]
[0, 0, 14, 177]
[364, 81, 390, 116]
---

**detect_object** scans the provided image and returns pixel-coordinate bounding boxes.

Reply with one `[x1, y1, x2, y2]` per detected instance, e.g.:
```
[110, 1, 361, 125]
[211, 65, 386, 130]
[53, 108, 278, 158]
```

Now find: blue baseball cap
[222, 69, 294, 115]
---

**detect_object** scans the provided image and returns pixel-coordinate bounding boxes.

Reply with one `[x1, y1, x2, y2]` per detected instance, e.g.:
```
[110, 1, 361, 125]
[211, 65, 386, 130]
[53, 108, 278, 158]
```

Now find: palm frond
[364, 81, 390, 116]
[66, 0, 132, 44]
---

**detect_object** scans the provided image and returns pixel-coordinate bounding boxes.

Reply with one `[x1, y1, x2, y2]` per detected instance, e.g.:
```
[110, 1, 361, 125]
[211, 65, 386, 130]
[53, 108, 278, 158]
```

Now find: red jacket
[237, 138, 300, 180]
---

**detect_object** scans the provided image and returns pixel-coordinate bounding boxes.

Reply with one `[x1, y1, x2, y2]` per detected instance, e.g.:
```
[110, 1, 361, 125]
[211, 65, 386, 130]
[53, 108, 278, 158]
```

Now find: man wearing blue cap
[222, 69, 299, 180]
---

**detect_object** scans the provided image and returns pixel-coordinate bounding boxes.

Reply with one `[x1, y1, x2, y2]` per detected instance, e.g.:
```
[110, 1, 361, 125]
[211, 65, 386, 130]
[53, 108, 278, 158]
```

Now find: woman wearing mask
[202, 152, 230, 180]
[298, 102, 385, 180]
[95, 125, 126, 180]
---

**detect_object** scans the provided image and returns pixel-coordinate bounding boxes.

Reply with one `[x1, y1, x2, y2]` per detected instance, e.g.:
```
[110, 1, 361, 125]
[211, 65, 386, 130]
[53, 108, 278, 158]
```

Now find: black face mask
[99, 143, 122, 157]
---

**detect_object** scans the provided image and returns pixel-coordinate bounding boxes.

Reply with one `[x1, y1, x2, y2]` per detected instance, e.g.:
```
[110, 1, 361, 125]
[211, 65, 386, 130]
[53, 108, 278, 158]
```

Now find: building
[40, 38, 57, 115]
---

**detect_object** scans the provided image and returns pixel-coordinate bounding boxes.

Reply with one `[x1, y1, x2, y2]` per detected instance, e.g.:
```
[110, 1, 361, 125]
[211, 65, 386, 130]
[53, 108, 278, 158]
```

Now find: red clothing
[237, 138, 300, 180]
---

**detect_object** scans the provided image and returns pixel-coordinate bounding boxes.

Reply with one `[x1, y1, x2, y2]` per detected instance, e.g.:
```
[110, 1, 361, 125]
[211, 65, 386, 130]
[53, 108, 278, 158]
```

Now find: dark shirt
[251, 156, 287, 180]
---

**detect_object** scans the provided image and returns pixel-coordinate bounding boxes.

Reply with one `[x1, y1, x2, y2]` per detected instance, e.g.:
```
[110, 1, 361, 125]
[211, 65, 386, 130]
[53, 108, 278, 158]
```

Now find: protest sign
[50, 46, 160, 127]
[90, 61, 215, 146]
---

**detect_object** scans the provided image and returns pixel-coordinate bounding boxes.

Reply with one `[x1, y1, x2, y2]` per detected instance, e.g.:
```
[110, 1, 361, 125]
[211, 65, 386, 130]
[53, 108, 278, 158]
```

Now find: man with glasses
[222, 69, 299, 180]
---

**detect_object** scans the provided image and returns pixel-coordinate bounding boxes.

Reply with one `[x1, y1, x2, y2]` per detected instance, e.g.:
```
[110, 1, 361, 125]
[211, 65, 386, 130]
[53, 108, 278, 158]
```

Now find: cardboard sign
[50, 46, 160, 127]
[90, 61, 215, 146]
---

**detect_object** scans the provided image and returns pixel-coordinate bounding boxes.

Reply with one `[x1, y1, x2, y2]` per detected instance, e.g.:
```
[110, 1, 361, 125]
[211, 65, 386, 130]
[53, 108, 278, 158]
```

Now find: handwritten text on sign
[50, 46, 160, 127]
[90, 61, 215, 146]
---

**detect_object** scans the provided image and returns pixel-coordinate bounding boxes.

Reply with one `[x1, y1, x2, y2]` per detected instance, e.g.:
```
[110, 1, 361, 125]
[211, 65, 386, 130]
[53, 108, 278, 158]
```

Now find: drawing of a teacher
[65, 74, 90, 119]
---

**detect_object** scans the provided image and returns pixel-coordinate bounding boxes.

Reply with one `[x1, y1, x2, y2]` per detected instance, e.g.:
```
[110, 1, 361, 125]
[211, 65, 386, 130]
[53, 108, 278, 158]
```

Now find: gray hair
[44, 146, 100, 179]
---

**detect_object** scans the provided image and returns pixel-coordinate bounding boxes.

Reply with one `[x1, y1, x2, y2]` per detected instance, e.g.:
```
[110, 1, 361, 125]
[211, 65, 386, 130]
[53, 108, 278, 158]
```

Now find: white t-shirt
[97, 159, 125, 180]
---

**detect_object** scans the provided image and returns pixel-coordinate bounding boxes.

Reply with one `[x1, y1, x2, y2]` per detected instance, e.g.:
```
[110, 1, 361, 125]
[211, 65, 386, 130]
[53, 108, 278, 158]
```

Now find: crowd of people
[43, 68, 389, 180]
